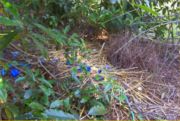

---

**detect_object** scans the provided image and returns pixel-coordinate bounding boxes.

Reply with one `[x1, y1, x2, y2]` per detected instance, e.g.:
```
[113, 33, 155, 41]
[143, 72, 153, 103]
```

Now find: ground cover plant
[0, 0, 180, 120]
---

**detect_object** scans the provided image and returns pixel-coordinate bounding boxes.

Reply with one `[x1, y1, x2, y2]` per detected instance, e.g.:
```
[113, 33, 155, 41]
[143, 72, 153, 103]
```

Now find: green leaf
[29, 102, 45, 111]
[0, 77, 4, 88]
[5, 104, 19, 119]
[40, 78, 53, 88]
[24, 89, 32, 99]
[41, 94, 49, 106]
[1, 0, 20, 18]
[63, 98, 70, 110]
[34, 23, 66, 45]
[0, 31, 19, 51]
[94, 74, 104, 81]
[71, 72, 80, 83]
[63, 25, 70, 34]
[44, 109, 77, 120]
[88, 105, 107, 116]
[15, 77, 26, 83]
[50, 100, 63, 108]
[105, 94, 110, 103]
[30, 35, 48, 57]
[39, 85, 54, 96]
[135, 4, 158, 16]
[0, 16, 22, 27]
[0, 89, 7, 103]
[119, 92, 126, 103]
[5, 107, 13, 119]
[104, 83, 112, 92]
[74, 89, 81, 98]
[80, 96, 89, 104]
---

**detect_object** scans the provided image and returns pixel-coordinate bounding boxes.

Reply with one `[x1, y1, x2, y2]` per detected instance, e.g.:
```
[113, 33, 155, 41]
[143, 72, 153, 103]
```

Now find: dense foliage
[0, 0, 179, 120]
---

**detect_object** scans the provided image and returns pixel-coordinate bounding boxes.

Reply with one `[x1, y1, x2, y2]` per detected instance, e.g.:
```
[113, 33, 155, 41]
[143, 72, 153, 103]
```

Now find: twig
[98, 42, 105, 56]
[38, 59, 57, 79]
[113, 104, 120, 120]
[10, 43, 38, 58]
[0, 57, 25, 73]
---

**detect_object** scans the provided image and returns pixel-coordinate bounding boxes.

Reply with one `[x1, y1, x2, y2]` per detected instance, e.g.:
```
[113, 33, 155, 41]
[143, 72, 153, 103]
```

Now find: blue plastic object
[10, 68, 20, 78]
[11, 51, 20, 58]
[85, 66, 91, 72]
[98, 69, 102, 74]
[0, 68, 6, 76]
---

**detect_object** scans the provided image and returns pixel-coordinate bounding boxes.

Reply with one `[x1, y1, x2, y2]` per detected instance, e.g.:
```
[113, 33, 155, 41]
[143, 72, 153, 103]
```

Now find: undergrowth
[0, 0, 180, 120]
[0, 46, 133, 120]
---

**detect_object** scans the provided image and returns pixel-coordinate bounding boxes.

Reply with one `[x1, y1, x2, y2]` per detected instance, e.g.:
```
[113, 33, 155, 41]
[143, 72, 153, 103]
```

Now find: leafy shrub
[0, 0, 85, 57]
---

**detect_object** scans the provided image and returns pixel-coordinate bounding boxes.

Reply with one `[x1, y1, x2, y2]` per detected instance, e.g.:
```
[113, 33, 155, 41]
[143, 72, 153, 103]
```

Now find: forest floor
[1, 32, 180, 120]
[76, 40, 180, 120]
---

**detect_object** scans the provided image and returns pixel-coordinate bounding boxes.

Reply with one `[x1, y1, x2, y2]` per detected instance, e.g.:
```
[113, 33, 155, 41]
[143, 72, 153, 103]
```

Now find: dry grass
[45, 37, 180, 120]
[104, 31, 180, 120]
[6, 34, 180, 120]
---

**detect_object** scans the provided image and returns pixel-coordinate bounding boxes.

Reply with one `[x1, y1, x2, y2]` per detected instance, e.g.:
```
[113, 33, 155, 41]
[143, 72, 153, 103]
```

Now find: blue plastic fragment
[105, 65, 111, 70]
[98, 69, 102, 74]
[0, 68, 6, 76]
[85, 66, 91, 72]
[51, 57, 59, 64]
[11, 51, 20, 58]
[99, 76, 104, 81]
[10, 68, 20, 78]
